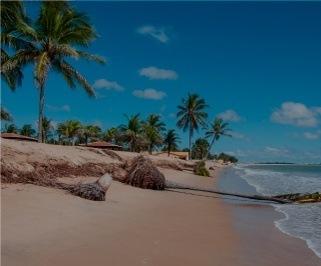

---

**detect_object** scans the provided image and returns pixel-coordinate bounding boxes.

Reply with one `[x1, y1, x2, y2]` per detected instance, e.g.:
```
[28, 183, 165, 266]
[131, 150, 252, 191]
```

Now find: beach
[2, 141, 321, 266]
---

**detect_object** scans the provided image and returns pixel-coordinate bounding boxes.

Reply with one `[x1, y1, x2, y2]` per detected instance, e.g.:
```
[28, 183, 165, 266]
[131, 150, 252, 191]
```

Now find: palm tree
[20, 124, 36, 137]
[57, 120, 81, 145]
[104, 127, 122, 145]
[2, 1, 105, 142]
[42, 117, 54, 143]
[119, 114, 142, 152]
[205, 118, 231, 158]
[177, 93, 208, 159]
[143, 114, 166, 154]
[1, 107, 12, 121]
[79, 124, 101, 144]
[163, 129, 180, 156]
[4, 123, 18, 133]
[1, 1, 31, 90]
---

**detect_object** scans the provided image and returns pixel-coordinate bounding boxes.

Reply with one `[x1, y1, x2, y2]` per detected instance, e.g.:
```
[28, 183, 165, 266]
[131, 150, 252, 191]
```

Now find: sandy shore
[2, 168, 240, 266]
[1, 139, 320, 266]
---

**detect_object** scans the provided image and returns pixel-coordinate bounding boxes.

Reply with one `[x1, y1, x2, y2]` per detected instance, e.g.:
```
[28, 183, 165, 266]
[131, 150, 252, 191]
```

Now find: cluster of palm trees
[177, 93, 231, 159]
[1, 1, 233, 160]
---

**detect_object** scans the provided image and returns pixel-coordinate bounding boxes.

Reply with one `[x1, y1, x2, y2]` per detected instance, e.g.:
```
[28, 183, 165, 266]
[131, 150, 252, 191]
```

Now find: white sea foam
[235, 165, 321, 259]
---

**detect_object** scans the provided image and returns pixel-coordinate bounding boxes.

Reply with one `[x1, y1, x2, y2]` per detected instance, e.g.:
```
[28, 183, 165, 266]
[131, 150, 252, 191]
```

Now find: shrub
[193, 161, 210, 176]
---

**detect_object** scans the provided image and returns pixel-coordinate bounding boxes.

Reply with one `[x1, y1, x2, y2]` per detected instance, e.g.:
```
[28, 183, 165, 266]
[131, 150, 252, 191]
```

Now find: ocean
[220, 164, 321, 259]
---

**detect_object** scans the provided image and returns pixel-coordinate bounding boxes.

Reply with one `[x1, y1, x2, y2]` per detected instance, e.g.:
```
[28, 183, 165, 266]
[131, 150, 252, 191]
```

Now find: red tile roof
[1, 133, 38, 142]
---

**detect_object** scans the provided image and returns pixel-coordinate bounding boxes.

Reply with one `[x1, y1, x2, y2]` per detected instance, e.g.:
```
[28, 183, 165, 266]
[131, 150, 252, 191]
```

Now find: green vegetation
[163, 129, 180, 156]
[1, 107, 12, 121]
[177, 93, 208, 159]
[217, 153, 238, 163]
[193, 161, 210, 177]
[20, 124, 36, 137]
[205, 118, 231, 159]
[191, 138, 209, 160]
[1, 1, 105, 142]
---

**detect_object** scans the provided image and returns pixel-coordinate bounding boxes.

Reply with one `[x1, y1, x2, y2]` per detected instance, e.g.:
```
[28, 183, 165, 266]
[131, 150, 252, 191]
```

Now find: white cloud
[93, 79, 124, 92]
[264, 146, 289, 156]
[271, 102, 321, 127]
[304, 130, 321, 140]
[217, 110, 242, 122]
[139, 66, 178, 80]
[133, 89, 166, 100]
[137, 25, 169, 43]
[230, 131, 245, 139]
[47, 104, 70, 112]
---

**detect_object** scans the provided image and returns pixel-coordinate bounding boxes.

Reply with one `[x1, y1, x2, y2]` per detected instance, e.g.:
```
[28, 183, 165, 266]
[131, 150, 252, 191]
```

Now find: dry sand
[2, 169, 239, 266]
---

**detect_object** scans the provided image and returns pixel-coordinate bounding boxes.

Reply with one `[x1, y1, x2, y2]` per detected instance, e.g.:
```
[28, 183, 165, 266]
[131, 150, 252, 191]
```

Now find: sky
[1, 1, 321, 163]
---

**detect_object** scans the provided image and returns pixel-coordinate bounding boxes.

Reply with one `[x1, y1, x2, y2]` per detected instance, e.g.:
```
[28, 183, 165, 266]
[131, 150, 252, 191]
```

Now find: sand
[1, 139, 321, 265]
[2, 169, 239, 266]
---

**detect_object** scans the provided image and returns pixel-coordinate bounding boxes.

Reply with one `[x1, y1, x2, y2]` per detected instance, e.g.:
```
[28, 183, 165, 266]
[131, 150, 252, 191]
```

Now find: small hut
[0, 132, 38, 142]
[83, 141, 123, 151]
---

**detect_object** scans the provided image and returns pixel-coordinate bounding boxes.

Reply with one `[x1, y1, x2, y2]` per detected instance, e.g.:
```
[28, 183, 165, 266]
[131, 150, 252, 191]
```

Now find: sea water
[232, 164, 321, 259]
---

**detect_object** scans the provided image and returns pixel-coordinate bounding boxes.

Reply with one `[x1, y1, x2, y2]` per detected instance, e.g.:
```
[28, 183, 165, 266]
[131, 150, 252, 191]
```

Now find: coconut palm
[205, 117, 231, 158]
[20, 124, 36, 137]
[143, 114, 166, 154]
[119, 114, 142, 152]
[1, 107, 12, 121]
[177, 93, 208, 158]
[2, 1, 105, 142]
[1, 1, 31, 90]
[79, 124, 101, 144]
[163, 129, 180, 156]
[57, 120, 81, 145]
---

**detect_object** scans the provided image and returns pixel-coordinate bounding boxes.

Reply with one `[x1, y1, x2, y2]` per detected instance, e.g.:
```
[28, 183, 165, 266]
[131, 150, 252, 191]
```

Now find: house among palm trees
[154, 151, 189, 160]
[80, 141, 123, 151]
[1, 132, 37, 142]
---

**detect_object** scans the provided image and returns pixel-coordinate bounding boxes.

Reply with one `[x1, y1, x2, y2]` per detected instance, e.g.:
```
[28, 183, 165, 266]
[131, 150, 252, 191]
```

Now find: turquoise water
[232, 164, 321, 259]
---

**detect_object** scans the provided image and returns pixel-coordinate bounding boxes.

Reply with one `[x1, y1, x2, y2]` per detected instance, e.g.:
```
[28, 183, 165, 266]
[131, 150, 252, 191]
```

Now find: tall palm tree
[1, 107, 12, 121]
[205, 118, 231, 158]
[57, 120, 81, 145]
[42, 117, 54, 143]
[177, 93, 208, 158]
[143, 114, 166, 154]
[20, 124, 36, 137]
[163, 129, 180, 156]
[119, 114, 142, 152]
[0, 1, 30, 90]
[2, 1, 105, 142]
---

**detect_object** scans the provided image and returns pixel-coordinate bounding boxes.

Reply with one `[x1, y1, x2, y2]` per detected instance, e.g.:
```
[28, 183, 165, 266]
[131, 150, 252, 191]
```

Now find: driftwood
[165, 180, 292, 204]
[62, 173, 113, 201]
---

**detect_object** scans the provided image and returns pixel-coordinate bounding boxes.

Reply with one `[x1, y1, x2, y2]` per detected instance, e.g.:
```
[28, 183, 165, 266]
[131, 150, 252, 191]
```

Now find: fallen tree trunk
[55, 173, 113, 201]
[165, 180, 292, 204]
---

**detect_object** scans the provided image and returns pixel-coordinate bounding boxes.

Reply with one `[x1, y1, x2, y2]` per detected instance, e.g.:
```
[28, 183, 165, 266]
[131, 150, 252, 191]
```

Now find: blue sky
[2, 1, 321, 163]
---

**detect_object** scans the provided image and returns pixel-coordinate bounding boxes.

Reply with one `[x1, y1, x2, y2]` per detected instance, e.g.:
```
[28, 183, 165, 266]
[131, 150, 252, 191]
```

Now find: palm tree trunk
[167, 144, 171, 156]
[188, 126, 192, 160]
[38, 85, 45, 143]
[205, 137, 215, 160]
